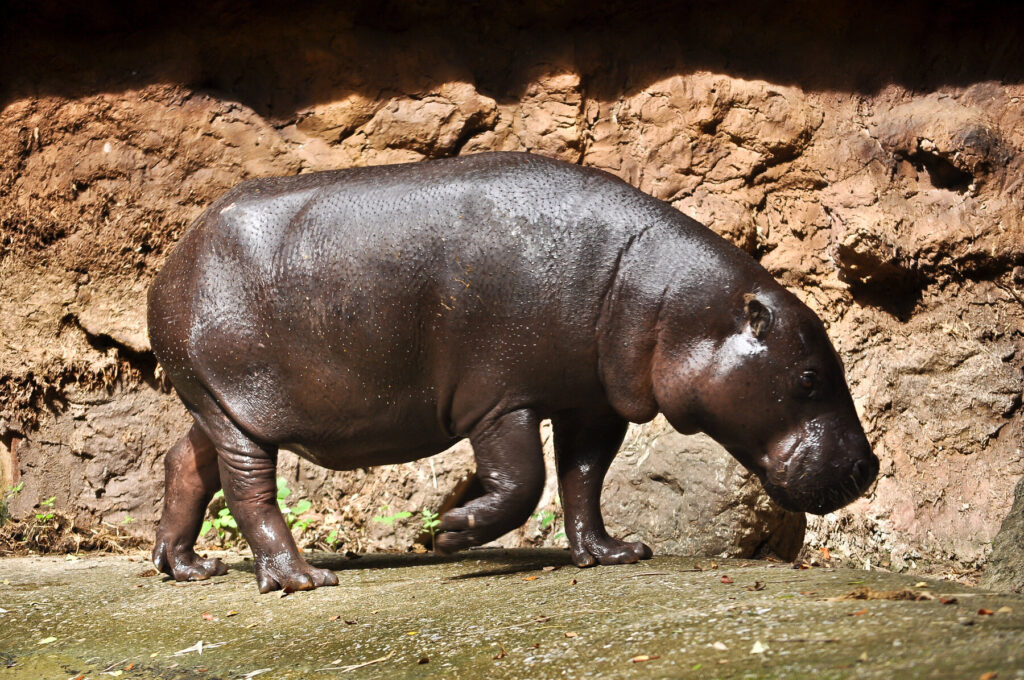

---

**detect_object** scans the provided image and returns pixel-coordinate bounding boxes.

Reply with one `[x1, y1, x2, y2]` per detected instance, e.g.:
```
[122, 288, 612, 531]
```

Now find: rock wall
[2, 1, 1022, 570]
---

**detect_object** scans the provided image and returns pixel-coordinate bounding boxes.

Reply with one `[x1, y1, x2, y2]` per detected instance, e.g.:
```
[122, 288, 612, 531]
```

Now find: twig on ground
[317, 651, 395, 672]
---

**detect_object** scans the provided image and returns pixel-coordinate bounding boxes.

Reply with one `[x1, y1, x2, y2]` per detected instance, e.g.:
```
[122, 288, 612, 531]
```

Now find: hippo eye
[798, 371, 817, 393]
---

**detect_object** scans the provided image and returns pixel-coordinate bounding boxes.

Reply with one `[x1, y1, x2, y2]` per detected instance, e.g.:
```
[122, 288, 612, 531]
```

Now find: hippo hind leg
[552, 409, 653, 567]
[197, 413, 338, 594]
[435, 409, 545, 553]
[152, 423, 229, 581]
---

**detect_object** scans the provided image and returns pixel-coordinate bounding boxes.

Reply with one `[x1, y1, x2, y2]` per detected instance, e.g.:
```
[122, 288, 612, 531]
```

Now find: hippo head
[652, 289, 879, 515]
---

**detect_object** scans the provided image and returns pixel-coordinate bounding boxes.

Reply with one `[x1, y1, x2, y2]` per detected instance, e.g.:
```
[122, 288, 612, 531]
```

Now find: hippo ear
[744, 294, 773, 340]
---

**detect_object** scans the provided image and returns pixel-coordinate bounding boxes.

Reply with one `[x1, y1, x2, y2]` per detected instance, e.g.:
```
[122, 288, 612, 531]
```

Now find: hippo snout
[761, 425, 878, 515]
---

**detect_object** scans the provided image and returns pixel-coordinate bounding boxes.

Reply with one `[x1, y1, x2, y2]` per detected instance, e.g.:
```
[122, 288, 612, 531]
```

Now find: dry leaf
[523, 575, 539, 581]
[542, 566, 557, 572]
[329, 615, 341, 622]
[940, 597, 958, 605]
[493, 643, 508, 660]
[226, 610, 238, 617]
[819, 547, 831, 560]
[996, 606, 1013, 614]
[848, 609, 868, 617]
[750, 641, 768, 654]
[631, 654, 659, 663]
[745, 581, 766, 591]
[720, 575, 733, 584]
[418, 656, 430, 664]
[913, 581, 928, 588]
[564, 631, 578, 638]
[569, 578, 577, 586]
[712, 641, 728, 651]
[978, 608, 994, 616]
[202, 612, 214, 621]
[979, 673, 998, 680]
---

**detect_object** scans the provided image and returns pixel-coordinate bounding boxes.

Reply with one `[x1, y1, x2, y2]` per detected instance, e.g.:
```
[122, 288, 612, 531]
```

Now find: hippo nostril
[851, 456, 878, 486]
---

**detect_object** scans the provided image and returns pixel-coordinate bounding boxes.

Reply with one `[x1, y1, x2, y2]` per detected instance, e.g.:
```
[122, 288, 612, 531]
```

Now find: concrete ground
[1, 549, 1022, 679]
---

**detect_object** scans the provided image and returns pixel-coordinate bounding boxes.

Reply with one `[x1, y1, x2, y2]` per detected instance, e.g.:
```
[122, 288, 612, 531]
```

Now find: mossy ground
[1, 549, 1022, 679]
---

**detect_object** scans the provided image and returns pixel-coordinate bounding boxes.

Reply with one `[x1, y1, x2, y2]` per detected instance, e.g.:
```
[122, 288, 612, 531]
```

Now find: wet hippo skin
[148, 152, 879, 593]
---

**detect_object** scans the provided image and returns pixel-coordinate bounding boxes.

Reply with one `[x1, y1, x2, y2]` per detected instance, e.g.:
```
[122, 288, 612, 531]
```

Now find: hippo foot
[571, 535, 653, 568]
[433, 529, 487, 554]
[434, 504, 512, 554]
[153, 541, 228, 582]
[254, 559, 339, 594]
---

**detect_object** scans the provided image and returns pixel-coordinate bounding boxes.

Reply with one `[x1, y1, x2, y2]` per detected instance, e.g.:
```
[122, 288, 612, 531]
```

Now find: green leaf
[293, 499, 312, 515]
[200, 520, 212, 537]
[276, 478, 291, 500]
[212, 490, 224, 500]
[218, 507, 232, 518]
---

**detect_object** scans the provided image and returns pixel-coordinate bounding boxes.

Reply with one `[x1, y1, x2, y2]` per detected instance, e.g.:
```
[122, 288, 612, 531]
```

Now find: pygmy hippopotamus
[148, 152, 878, 593]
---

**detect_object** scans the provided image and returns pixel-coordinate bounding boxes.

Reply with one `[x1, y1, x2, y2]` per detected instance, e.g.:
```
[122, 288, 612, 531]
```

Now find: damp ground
[1, 549, 1022, 679]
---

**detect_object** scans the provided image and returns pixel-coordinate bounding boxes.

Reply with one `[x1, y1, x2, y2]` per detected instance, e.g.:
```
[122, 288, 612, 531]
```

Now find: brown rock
[980, 476, 1024, 593]
[603, 419, 806, 560]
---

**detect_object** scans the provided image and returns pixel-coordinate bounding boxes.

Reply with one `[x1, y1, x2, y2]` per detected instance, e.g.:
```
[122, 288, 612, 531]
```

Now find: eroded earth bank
[1, 1, 1023, 582]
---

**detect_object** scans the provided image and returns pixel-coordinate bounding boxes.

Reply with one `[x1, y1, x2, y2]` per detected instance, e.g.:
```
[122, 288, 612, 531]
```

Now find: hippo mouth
[755, 438, 879, 515]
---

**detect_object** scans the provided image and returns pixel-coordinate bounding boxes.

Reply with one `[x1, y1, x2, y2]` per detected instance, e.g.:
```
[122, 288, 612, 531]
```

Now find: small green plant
[277, 478, 312, 531]
[325, 529, 340, 549]
[534, 508, 566, 542]
[1, 481, 24, 525]
[121, 514, 134, 525]
[534, 509, 556, 530]
[421, 508, 441, 547]
[200, 490, 238, 542]
[373, 504, 412, 526]
[35, 495, 56, 523]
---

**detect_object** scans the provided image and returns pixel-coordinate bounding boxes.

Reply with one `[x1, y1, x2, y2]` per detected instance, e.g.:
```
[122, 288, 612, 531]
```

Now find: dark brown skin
[148, 152, 878, 593]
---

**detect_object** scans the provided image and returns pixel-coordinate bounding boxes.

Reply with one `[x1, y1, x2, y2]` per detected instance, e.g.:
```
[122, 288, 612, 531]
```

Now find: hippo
[148, 152, 878, 593]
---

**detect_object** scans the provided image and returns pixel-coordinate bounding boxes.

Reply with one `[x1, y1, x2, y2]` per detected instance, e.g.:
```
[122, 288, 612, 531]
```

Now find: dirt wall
[2, 1, 1022, 571]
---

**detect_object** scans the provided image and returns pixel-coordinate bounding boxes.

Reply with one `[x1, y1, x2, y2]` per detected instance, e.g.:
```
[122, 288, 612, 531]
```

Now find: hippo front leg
[552, 409, 652, 567]
[216, 437, 338, 593]
[435, 409, 545, 553]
